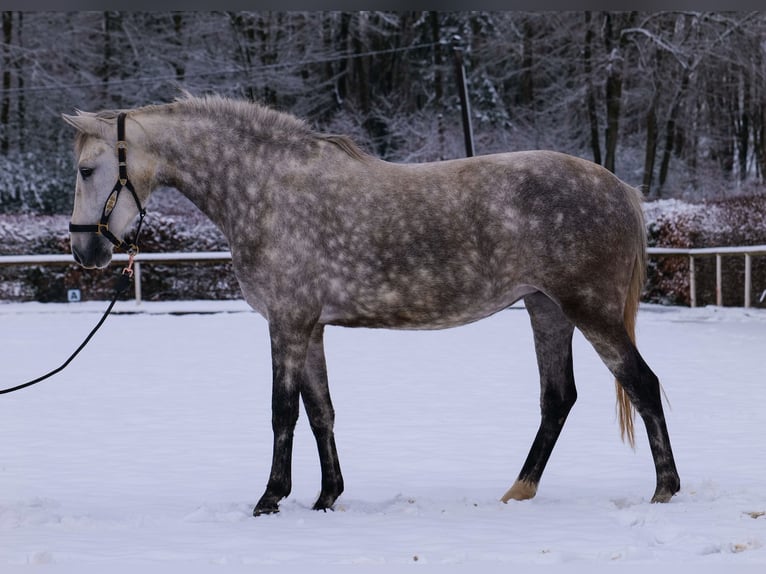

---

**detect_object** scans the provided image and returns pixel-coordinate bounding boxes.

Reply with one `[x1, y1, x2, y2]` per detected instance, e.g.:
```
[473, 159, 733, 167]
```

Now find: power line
[0, 40, 446, 97]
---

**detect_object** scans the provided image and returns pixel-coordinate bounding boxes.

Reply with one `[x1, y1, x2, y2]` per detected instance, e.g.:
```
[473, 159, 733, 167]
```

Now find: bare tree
[1, 11, 14, 154]
[2, 11, 766, 214]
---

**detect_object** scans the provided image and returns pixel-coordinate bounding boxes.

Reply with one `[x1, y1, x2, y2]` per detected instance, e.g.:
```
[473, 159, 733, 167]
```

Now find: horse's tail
[616, 185, 647, 449]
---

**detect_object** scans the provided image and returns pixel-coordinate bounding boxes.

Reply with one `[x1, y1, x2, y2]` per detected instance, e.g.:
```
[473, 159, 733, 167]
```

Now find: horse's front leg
[253, 318, 312, 516]
[301, 324, 344, 511]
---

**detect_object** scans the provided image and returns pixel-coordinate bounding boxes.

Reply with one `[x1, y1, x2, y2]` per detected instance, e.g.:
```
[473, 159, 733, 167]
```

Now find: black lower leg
[515, 377, 576, 486]
[254, 382, 300, 515]
[254, 322, 306, 516]
[254, 425, 296, 515]
[505, 294, 577, 502]
[301, 325, 344, 511]
[301, 391, 344, 511]
[310, 426, 344, 511]
[614, 348, 680, 502]
[505, 344, 576, 501]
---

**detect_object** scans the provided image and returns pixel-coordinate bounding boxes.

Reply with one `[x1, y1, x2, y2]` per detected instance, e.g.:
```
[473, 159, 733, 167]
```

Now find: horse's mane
[74, 94, 372, 162]
[316, 133, 370, 162]
[174, 94, 371, 162]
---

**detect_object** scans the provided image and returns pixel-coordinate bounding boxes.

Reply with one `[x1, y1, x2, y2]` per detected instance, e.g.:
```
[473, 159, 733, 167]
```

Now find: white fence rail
[0, 252, 231, 305]
[2, 247, 766, 308]
[648, 245, 766, 307]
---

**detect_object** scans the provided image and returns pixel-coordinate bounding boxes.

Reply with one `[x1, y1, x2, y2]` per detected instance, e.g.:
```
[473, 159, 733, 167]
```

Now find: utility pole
[450, 34, 474, 157]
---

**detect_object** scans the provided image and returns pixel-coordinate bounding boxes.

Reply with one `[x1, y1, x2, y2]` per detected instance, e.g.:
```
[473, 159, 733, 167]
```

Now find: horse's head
[62, 111, 155, 269]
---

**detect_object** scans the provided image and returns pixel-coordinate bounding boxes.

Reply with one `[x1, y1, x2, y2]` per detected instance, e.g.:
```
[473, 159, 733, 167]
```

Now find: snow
[642, 198, 713, 222]
[1, 299, 765, 572]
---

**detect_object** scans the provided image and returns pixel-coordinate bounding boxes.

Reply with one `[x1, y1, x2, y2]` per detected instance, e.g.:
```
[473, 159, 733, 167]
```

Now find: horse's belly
[319, 283, 536, 330]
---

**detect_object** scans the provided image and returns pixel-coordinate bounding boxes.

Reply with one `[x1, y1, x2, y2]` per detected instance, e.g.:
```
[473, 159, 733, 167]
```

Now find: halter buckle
[97, 222, 109, 235]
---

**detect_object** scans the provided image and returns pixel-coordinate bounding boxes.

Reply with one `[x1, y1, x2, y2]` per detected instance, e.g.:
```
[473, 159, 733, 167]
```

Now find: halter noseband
[69, 112, 146, 257]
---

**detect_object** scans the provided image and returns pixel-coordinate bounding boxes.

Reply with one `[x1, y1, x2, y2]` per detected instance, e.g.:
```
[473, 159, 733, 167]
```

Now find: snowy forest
[1, 11, 766, 306]
[1, 11, 765, 214]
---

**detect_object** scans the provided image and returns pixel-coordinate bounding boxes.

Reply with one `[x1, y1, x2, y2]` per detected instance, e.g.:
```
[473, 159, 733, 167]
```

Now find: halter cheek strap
[69, 112, 147, 256]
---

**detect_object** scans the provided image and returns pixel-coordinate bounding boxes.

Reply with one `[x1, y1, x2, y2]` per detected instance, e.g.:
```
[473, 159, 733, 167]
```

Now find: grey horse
[63, 94, 680, 516]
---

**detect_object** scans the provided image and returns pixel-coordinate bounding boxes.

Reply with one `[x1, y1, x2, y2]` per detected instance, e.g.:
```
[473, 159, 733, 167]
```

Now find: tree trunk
[755, 100, 765, 181]
[353, 13, 371, 116]
[257, 13, 278, 106]
[100, 12, 111, 104]
[1, 11, 12, 154]
[15, 11, 23, 154]
[642, 48, 664, 197]
[228, 12, 256, 102]
[430, 11, 446, 159]
[602, 12, 636, 174]
[583, 12, 601, 165]
[735, 69, 750, 181]
[519, 18, 534, 107]
[336, 13, 352, 106]
[658, 70, 690, 190]
[172, 13, 185, 83]
[643, 92, 659, 196]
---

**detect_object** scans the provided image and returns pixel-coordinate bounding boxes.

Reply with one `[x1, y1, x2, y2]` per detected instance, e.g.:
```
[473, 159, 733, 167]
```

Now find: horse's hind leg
[502, 292, 577, 502]
[576, 315, 680, 503]
[300, 324, 344, 511]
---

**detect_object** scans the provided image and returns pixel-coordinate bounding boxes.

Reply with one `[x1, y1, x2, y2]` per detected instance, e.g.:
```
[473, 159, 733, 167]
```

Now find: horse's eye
[79, 166, 94, 179]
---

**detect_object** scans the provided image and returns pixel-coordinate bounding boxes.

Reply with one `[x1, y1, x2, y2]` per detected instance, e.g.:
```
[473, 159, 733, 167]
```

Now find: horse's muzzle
[71, 234, 113, 269]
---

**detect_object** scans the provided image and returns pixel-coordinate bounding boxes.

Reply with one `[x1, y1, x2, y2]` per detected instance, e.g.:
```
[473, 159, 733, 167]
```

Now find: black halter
[69, 112, 146, 256]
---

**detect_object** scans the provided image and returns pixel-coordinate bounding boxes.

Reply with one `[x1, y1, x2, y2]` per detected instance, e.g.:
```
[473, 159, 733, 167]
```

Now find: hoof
[312, 493, 340, 512]
[651, 475, 681, 503]
[253, 497, 281, 517]
[501, 479, 537, 503]
[253, 504, 279, 517]
[650, 487, 679, 504]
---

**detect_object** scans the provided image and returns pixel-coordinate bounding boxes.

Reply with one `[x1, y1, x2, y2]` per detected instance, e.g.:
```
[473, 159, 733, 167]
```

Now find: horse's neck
[145, 113, 248, 234]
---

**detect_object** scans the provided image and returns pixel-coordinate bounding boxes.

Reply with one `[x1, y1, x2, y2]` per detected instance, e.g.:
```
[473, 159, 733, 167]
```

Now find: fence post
[716, 253, 722, 306]
[133, 261, 142, 305]
[744, 254, 752, 308]
[689, 255, 697, 307]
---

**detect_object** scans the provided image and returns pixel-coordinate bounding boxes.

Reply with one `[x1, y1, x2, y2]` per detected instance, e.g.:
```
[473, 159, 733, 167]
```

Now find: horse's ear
[61, 112, 107, 137]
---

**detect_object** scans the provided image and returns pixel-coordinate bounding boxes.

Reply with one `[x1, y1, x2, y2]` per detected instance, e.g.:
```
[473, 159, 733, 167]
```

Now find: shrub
[2, 192, 766, 306]
[644, 195, 766, 307]
[0, 210, 240, 303]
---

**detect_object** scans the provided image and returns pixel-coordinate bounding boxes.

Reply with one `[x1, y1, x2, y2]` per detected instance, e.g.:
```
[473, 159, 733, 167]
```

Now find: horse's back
[310, 150, 644, 330]
[375, 149, 644, 281]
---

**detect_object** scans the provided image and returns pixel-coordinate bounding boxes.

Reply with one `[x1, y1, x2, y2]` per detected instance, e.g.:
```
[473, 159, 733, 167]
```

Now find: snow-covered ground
[1, 299, 764, 572]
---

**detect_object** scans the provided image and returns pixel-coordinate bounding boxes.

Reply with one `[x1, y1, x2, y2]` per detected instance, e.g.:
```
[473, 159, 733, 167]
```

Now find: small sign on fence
[67, 289, 81, 303]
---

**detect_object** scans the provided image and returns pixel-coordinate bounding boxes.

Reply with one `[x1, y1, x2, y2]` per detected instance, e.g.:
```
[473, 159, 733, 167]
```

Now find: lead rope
[0, 264, 135, 395]
[1, 111, 146, 395]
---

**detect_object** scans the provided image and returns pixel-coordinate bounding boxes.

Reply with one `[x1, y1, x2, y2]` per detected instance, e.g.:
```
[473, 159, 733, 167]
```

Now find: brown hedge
[2, 194, 766, 306]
